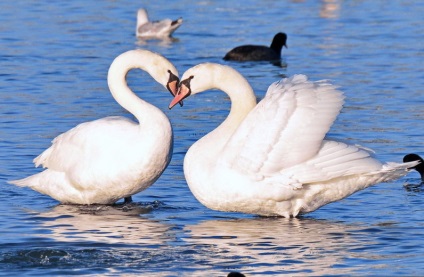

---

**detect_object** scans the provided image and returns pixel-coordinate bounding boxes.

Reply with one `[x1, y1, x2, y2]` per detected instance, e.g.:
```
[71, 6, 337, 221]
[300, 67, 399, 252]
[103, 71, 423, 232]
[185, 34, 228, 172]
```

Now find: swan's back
[35, 117, 142, 172]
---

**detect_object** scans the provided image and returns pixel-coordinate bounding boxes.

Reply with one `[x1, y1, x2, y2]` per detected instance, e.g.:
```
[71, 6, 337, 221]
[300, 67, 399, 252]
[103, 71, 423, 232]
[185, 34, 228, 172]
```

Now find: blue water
[1, 0, 424, 276]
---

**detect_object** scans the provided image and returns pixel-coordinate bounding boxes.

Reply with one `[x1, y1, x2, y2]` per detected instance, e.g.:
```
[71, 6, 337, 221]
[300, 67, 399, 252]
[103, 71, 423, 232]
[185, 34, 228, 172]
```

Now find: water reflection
[184, 217, 359, 275]
[34, 204, 173, 245]
[135, 36, 180, 47]
[403, 181, 424, 193]
[320, 0, 341, 19]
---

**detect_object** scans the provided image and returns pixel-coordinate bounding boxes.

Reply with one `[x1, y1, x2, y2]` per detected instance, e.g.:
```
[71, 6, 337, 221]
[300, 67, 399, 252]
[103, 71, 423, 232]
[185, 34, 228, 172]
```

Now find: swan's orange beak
[169, 80, 191, 109]
[166, 70, 183, 107]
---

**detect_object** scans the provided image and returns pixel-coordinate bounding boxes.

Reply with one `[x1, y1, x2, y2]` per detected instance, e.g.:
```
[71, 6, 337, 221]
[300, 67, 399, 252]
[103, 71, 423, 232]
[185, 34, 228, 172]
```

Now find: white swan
[169, 63, 418, 217]
[9, 49, 180, 205]
[136, 8, 183, 39]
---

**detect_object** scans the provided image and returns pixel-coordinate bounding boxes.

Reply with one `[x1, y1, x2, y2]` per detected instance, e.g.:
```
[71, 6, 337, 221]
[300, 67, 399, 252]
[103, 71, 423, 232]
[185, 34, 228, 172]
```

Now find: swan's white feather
[35, 116, 137, 169]
[221, 75, 345, 177]
[274, 140, 385, 184]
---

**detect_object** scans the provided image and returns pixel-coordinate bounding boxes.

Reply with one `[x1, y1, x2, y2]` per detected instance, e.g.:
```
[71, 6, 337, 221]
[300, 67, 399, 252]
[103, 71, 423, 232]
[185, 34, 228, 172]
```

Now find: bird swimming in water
[136, 8, 183, 39]
[223, 32, 287, 61]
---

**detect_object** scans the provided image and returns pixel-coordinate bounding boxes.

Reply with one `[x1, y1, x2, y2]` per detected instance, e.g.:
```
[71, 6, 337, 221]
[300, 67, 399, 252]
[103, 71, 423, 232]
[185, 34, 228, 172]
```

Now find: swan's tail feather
[8, 171, 82, 203]
[8, 179, 26, 187]
[368, 160, 421, 182]
[8, 174, 40, 188]
[384, 160, 420, 170]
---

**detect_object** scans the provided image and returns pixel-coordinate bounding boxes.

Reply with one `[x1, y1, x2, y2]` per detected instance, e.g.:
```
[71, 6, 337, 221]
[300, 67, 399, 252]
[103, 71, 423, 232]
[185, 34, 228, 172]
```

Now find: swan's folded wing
[220, 75, 345, 178]
[278, 140, 384, 184]
[34, 116, 137, 172]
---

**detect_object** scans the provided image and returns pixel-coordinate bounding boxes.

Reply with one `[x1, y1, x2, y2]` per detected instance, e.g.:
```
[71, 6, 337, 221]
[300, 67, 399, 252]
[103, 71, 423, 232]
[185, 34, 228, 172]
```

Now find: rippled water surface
[1, 0, 424, 276]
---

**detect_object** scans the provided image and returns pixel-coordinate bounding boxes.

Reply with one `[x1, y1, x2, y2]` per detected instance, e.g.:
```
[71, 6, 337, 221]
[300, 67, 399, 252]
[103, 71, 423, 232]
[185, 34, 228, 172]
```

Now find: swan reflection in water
[33, 203, 172, 245]
[183, 217, 369, 276]
[30, 205, 391, 275]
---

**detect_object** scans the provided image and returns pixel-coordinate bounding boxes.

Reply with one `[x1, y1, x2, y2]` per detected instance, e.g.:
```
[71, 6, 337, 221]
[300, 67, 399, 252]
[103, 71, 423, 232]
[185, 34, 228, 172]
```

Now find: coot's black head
[403, 153, 424, 180]
[270, 32, 288, 52]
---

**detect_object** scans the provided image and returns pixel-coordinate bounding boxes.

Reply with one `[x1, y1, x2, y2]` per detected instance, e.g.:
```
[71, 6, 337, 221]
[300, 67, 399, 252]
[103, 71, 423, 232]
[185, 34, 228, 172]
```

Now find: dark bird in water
[227, 272, 246, 277]
[403, 153, 424, 181]
[223, 32, 287, 62]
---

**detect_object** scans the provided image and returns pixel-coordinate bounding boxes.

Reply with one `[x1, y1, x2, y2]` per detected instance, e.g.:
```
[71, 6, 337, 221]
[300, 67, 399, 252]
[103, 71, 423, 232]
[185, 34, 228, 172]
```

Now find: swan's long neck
[107, 50, 169, 127]
[192, 65, 257, 154]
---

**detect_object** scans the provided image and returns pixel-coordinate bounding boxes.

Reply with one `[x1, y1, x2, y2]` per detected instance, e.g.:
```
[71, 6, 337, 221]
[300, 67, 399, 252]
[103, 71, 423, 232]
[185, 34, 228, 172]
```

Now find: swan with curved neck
[9, 49, 179, 205]
[170, 63, 418, 217]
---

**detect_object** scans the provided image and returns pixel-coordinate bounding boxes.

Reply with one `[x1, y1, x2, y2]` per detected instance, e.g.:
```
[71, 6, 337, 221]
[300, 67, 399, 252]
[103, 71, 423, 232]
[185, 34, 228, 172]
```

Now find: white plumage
[136, 8, 183, 39]
[9, 49, 179, 205]
[169, 63, 418, 217]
